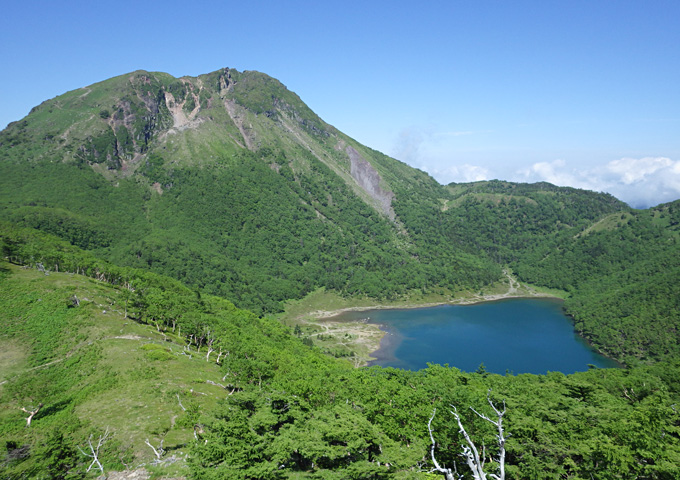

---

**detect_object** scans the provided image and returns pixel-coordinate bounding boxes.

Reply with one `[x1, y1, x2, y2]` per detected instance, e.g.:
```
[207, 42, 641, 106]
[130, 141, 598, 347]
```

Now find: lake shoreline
[313, 291, 560, 321]
[313, 291, 561, 366]
[344, 297, 620, 374]
[284, 272, 566, 367]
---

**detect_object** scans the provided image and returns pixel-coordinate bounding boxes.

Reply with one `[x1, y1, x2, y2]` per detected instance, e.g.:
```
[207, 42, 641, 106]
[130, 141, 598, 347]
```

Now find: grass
[0, 340, 29, 386]
[0, 263, 230, 476]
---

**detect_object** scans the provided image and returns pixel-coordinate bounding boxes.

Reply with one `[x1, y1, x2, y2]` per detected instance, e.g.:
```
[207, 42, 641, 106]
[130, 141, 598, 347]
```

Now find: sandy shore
[311, 290, 557, 321]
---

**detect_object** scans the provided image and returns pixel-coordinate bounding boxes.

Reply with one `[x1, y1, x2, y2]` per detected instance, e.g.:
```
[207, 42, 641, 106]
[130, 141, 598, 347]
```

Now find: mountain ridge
[0, 67, 506, 314]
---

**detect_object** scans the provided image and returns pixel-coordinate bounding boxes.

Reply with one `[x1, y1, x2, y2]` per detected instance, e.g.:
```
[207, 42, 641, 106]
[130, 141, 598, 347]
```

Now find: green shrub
[141, 343, 174, 361]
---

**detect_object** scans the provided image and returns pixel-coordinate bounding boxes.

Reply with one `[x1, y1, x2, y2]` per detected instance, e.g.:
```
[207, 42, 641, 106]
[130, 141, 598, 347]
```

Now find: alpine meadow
[1, 68, 679, 479]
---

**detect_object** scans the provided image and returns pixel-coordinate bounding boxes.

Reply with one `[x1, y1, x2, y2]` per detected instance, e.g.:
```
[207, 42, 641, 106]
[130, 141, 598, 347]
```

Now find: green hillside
[1, 67, 679, 363]
[1, 68, 680, 478]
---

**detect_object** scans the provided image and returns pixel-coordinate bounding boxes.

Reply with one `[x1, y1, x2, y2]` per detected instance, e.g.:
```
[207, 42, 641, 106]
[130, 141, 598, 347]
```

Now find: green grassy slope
[0, 224, 344, 478]
[0, 263, 226, 477]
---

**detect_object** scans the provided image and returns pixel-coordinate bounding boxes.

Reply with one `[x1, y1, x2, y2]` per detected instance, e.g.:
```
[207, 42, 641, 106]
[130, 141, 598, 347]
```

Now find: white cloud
[425, 164, 491, 184]
[519, 159, 588, 189]
[389, 126, 680, 208]
[604, 157, 675, 184]
[517, 157, 680, 208]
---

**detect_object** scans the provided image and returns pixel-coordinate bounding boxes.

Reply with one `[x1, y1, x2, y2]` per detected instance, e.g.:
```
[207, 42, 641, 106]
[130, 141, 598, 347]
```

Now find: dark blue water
[335, 298, 619, 374]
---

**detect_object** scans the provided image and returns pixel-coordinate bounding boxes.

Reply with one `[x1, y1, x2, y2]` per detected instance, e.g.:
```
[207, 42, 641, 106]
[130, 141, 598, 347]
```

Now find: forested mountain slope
[1, 67, 679, 366]
[0, 68, 501, 314]
[439, 181, 680, 363]
[1, 226, 679, 479]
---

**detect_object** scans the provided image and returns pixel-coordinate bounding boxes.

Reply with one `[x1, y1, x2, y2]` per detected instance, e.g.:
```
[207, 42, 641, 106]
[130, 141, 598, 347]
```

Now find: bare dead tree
[122, 281, 134, 319]
[78, 427, 111, 476]
[428, 409, 459, 480]
[205, 338, 215, 362]
[467, 394, 507, 480]
[176, 393, 186, 411]
[206, 379, 228, 389]
[20, 403, 42, 428]
[145, 438, 165, 460]
[429, 391, 508, 480]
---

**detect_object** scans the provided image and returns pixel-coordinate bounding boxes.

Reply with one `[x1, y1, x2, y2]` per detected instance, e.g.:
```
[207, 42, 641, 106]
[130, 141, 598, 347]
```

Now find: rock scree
[346, 146, 395, 219]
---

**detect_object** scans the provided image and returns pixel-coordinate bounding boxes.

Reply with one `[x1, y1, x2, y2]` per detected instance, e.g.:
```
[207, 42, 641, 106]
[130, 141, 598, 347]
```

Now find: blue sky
[2, 0, 679, 207]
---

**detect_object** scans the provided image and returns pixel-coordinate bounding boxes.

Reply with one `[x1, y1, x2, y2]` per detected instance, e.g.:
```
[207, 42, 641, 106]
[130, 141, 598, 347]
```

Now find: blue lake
[334, 298, 620, 374]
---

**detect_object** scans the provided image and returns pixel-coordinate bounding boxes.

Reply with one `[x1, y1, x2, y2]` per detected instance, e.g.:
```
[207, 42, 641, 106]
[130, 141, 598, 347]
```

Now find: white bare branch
[429, 392, 508, 480]
[78, 427, 111, 475]
[468, 391, 507, 480]
[428, 408, 459, 480]
[145, 438, 165, 460]
[19, 403, 42, 428]
[450, 406, 488, 480]
[206, 379, 228, 389]
[176, 393, 186, 411]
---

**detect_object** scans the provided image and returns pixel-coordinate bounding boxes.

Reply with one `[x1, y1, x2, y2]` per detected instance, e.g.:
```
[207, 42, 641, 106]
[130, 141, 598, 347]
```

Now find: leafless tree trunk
[78, 427, 110, 476]
[145, 438, 165, 460]
[20, 403, 42, 428]
[176, 393, 186, 411]
[206, 341, 215, 362]
[429, 391, 508, 480]
[123, 281, 134, 319]
[428, 409, 459, 480]
[467, 394, 507, 480]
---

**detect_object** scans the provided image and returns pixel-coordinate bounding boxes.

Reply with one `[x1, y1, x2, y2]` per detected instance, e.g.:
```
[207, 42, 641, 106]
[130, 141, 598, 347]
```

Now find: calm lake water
[334, 298, 620, 374]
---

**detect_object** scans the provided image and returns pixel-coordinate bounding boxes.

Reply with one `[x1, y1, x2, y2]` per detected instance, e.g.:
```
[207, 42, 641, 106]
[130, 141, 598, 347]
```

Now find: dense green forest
[438, 182, 680, 363]
[2, 67, 680, 478]
[1, 225, 679, 478]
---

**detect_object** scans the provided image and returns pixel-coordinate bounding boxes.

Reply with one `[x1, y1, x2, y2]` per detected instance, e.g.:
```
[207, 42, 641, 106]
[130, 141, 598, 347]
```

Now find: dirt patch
[107, 469, 151, 480]
[113, 334, 145, 340]
[163, 91, 203, 132]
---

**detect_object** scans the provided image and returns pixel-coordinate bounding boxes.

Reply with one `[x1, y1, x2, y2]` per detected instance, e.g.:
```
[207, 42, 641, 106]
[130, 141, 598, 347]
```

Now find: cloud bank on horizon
[421, 156, 680, 209]
[391, 126, 680, 208]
